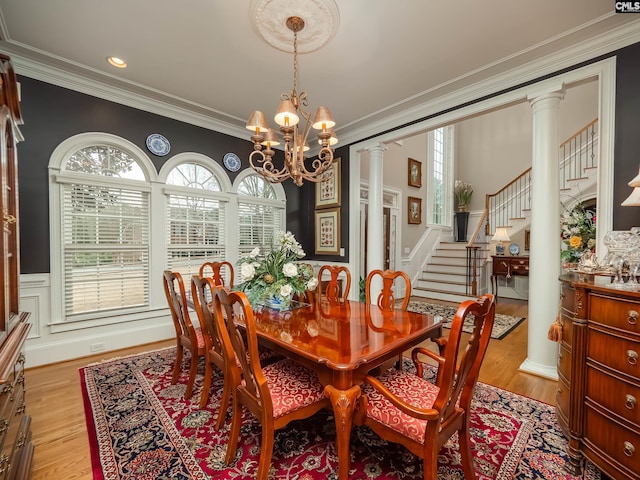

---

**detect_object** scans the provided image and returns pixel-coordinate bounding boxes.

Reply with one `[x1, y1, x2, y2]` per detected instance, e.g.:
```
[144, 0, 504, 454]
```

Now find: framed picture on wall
[408, 157, 422, 188]
[315, 207, 341, 255]
[408, 196, 422, 224]
[315, 157, 341, 208]
[524, 229, 531, 251]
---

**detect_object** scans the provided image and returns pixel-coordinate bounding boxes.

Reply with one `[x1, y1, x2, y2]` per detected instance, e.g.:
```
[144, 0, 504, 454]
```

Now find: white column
[520, 86, 565, 380]
[366, 144, 387, 302]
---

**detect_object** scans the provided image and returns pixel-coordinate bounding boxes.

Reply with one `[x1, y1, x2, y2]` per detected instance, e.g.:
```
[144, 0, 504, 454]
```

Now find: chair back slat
[214, 287, 272, 416]
[365, 269, 411, 310]
[318, 265, 351, 303]
[199, 261, 234, 287]
[163, 270, 194, 339]
[191, 276, 224, 365]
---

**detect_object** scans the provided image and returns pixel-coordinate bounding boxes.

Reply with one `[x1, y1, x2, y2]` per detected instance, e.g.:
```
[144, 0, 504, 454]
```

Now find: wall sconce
[492, 226, 511, 255]
[622, 168, 640, 206]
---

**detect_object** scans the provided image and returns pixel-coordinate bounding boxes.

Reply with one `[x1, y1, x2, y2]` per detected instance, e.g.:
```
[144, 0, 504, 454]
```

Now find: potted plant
[454, 180, 473, 212]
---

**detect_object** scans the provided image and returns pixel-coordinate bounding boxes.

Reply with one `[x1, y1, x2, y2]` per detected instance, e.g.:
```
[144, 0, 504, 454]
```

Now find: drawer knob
[626, 394, 637, 410]
[628, 350, 639, 365]
[624, 441, 635, 457]
[629, 310, 639, 326]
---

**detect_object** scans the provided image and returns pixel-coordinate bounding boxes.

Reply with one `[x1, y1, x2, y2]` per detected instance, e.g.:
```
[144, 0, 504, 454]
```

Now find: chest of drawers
[558, 274, 640, 480]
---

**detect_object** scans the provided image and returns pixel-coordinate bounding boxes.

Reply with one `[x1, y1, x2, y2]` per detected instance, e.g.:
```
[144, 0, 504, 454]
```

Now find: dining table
[247, 295, 443, 480]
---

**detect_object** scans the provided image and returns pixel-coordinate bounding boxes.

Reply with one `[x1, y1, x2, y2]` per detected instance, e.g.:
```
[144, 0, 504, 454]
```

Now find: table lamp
[622, 167, 640, 206]
[492, 226, 511, 255]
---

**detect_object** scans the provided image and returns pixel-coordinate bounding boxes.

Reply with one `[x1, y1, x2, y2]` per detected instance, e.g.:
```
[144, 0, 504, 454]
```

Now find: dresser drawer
[584, 405, 640, 476]
[588, 329, 640, 380]
[560, 314, 574, 347]
[558, 345, 572, 380]
[586, 366, 640, 426]
[561, 283, 575, 312]
[590, 294, 640, 334]
[556, 378, 571, 429]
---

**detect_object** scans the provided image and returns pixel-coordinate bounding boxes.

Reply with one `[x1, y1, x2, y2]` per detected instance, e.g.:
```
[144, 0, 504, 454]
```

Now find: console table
[490, 255, 530, 298]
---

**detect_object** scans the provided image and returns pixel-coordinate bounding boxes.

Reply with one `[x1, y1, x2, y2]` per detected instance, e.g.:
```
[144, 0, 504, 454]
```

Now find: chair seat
[262, 358, 326, 419]
[362, 368, 440, 443]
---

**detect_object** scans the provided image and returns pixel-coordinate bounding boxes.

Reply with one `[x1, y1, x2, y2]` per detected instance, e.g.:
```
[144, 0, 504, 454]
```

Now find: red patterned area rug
[80, 347, 600, 480]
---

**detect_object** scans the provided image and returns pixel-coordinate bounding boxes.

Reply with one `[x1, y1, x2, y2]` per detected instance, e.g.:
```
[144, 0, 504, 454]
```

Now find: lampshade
[312, 106, 336, 130]
[629, 168, 640, 187]
[492, 227, 511, 243]
[274, 100, 299, 127]
[318, 128, 338, 146]
[246, 110, 268, 132]
[261, 128, 280, 147]
[622, 186, 640, 206]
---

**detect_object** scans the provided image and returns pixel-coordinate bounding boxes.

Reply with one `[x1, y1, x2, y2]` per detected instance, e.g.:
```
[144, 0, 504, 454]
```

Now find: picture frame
[408, 157, 422, 188]
[315, 207, 341, 255]
[408, 196, 422, 224]
[315, 157, 341, 208]
[524, 229, 530, 251]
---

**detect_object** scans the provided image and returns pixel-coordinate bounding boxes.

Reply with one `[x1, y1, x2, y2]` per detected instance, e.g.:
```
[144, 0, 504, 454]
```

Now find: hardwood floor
[25, 297, 556, 479]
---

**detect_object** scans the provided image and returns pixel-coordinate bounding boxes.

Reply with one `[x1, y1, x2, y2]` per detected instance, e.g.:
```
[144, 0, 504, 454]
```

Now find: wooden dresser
[0, 54, 33, 479]
[558, 273, 640, 480]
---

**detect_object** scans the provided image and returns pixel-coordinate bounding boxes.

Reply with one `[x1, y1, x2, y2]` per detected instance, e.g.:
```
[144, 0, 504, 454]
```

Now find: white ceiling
[0, 1, 637, 144]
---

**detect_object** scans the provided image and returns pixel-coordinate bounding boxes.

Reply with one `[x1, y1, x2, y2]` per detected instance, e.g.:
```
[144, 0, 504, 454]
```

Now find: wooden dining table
[248, 296, 443, 480]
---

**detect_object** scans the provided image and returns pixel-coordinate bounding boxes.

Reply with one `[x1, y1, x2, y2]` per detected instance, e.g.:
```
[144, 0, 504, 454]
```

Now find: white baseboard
[518, 357, 559, 381]
[25, 323, 174, 368]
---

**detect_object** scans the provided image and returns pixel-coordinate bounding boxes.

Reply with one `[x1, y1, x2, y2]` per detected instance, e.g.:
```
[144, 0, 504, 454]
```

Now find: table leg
[324, 384, 361, 480]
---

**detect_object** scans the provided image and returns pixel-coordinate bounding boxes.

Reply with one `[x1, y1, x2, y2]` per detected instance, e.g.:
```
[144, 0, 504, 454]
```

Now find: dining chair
[365, 269, 411, 311]
[318, 265, 351, 303]
[215, 287, 330, 478]
[162, 270, 206, 399]
[354, 293, 496, 480]
[199, 261, 234, 287]
[190, 276, 235, 426]
[366, 269, 412, 368]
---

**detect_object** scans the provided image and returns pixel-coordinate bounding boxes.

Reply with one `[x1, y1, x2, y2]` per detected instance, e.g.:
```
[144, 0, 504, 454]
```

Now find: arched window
[163, 159, 228, 283]
[49, 134, 155, 321]
[235, 173, 285, 256]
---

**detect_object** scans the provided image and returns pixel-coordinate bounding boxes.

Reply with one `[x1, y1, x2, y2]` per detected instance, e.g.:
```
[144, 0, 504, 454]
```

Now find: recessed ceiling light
[107, 57, 127, 68]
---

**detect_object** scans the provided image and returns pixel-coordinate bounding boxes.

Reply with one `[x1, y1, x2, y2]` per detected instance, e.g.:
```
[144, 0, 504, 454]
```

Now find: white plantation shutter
[166, 193, 226, 282]
[237, 201, 281, 256]
[63, 183, 149, 316]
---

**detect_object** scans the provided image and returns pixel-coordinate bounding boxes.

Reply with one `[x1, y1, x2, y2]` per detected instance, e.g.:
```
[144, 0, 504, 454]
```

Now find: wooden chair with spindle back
[199, 261, 234, 287]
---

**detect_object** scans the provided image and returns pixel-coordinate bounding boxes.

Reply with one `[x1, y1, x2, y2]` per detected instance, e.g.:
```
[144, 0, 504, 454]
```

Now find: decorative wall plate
[223, 152, 241, 172]
[146, 134, 171, 156]
[509, 243, 520, 256]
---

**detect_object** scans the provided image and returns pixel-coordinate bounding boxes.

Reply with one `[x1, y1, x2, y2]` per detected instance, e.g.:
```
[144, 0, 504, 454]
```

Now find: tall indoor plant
[454, 180, 473, 242]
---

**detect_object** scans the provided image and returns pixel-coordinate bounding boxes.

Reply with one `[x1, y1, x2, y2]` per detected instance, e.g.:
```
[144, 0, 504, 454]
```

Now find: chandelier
[246, 16, 338, 187]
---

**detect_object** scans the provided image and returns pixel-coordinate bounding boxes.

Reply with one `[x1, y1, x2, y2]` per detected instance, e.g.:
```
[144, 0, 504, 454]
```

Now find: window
[427, 126, 454, 226]
[55, 142, 151, 319]
[165, 162, 226, 283]
[236, 174, 284, 256]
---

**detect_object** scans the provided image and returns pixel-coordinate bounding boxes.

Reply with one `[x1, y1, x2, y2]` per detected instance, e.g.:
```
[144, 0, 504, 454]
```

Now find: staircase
[412, 118, 598, 303]
[413, 241, 489, 303]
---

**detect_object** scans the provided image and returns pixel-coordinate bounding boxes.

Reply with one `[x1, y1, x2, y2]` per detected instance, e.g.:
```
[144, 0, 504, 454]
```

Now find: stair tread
[414, 286, 472, 295]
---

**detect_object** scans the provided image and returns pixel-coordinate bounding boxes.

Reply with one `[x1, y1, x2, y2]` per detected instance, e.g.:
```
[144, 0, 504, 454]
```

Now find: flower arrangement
[561, 202, 596, 264]
[235, 231, 318, 309]
[454, 180, 473, 211]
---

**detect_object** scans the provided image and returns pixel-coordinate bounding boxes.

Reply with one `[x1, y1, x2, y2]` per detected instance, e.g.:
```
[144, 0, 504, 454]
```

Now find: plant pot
[455, 211, 469, 242]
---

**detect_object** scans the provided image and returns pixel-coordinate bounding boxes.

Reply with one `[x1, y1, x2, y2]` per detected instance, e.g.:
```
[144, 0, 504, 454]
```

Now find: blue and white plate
[509, 243, 520, 256]
[146, 134, 171, 156]
[223, 152, 241, 172]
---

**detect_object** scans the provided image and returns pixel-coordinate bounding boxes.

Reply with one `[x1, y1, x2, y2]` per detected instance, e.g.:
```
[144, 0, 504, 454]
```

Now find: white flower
[282, 263, 298, 278]
[240, 263, 256, 281]
[249, 247, 260, 258]
[306, 277, 318, 291]
[280, 284, 293, 297]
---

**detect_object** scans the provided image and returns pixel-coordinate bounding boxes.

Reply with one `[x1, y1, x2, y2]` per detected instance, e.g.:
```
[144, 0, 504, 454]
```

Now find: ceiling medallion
[250, 0, 339, 53]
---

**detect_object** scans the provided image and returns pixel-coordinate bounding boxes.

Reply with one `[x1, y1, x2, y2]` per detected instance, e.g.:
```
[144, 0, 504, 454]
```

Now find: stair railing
[485, 168, 532, 236]
[465, 209, 488, 296]
[559, 118, 598, 190]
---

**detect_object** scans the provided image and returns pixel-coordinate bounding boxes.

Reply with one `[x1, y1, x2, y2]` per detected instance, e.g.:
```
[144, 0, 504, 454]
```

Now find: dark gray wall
[16, 76, 313, 273]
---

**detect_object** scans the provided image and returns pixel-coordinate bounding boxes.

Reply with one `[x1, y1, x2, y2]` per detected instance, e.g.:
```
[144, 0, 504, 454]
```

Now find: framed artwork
[524, 229, 530, 251]
[315, 157, 341, 208]
[315, 207, 341, 255]
[408, 157, 422, 188]
[408, 196, 422, 224]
